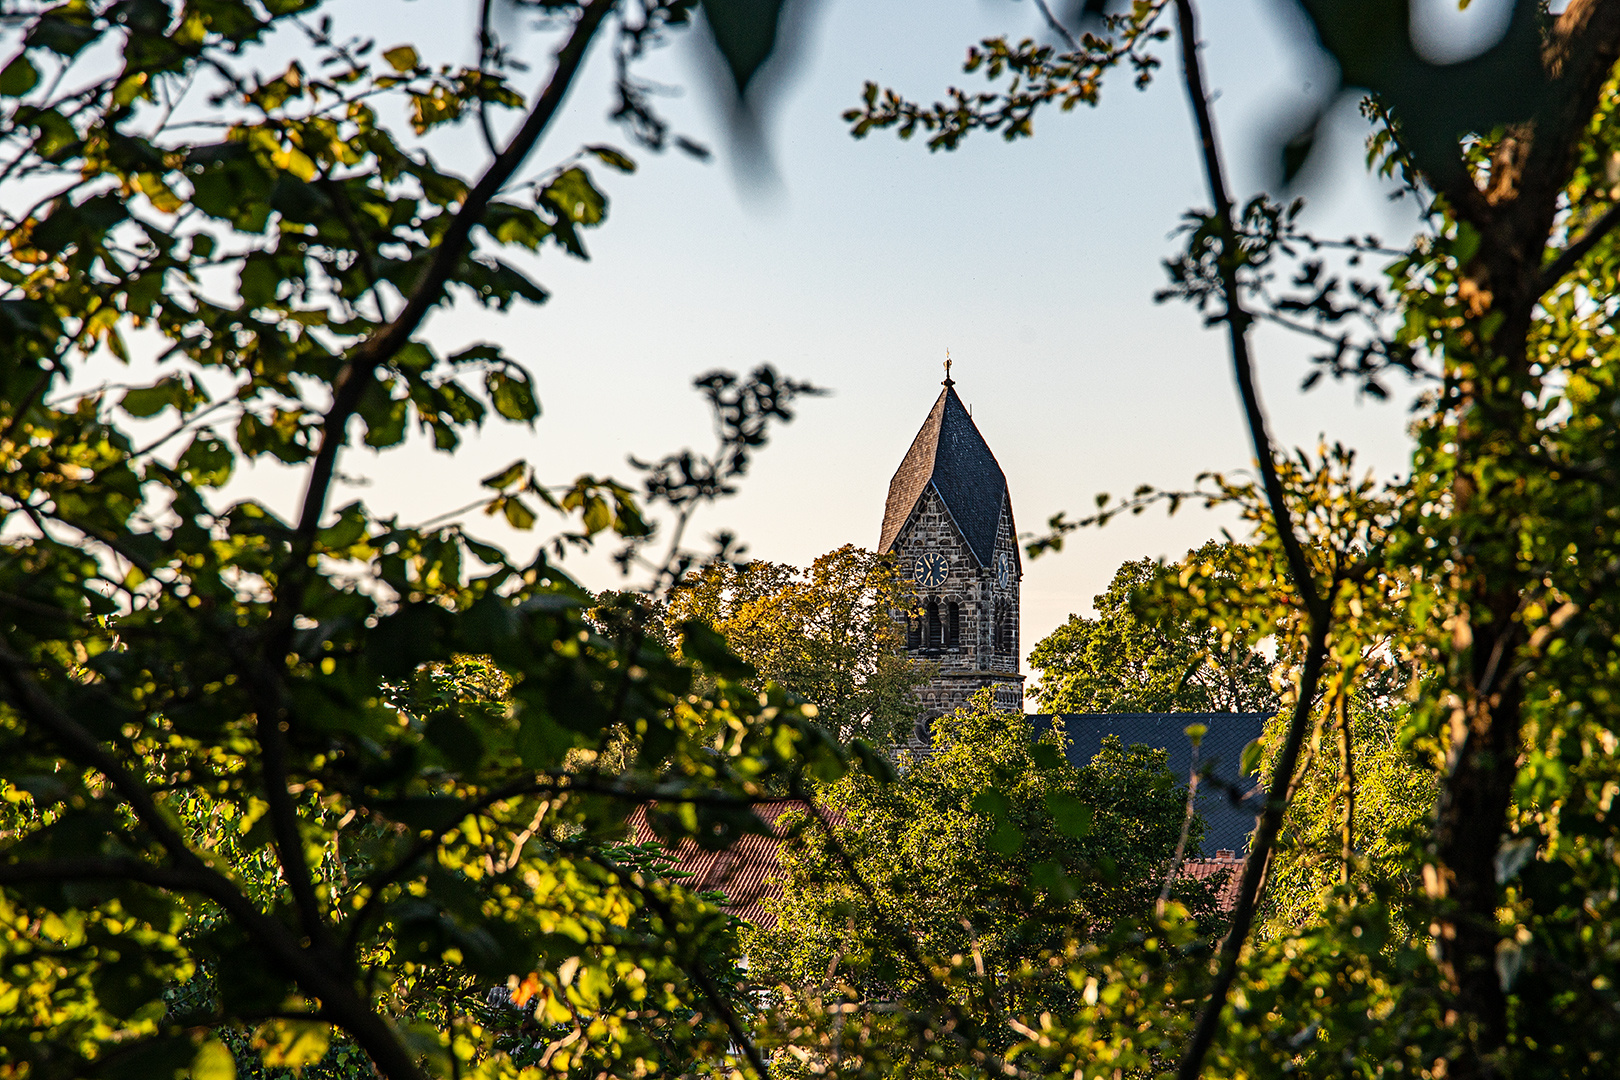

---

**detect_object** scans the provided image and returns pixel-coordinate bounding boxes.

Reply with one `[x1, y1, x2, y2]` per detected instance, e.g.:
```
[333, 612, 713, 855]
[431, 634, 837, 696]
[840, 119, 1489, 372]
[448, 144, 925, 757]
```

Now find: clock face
[997, 550, 1013, 588]
[912, 552, 949, 589]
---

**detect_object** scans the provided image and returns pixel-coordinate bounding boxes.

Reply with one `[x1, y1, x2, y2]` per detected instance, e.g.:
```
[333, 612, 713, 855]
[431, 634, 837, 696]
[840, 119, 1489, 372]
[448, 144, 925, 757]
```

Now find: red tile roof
[1179, 853, 1244, 911]
[627, 800, 825, 929]
[631, 803, 1246, 928]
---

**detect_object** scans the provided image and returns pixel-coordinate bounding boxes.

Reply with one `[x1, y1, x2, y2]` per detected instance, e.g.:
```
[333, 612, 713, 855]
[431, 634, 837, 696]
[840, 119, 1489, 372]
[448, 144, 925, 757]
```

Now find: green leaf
[318, 502, 368, 550]
[177, 431, 233, 487]
[255, 1018, 330, 1071]
[969, 788, 1009, 817]
[382, 45, 420, 72]
[486, 370, 539, 423]
[482, 460, 526, 490]
[481, 203, 552, 250]
[1453, 222, 1481, 267]
[1240, 738, 1263, 776]
[680, 619, 757, 680]
[516, 711, 575, 768]
[1031, 859, 1076, 901]
[373, 796, 468, 833]
[1029, 742, 1065, 769]
[540, 167, 606, 226]
[26, 14, 100, 58]
[586, 144, 637, 173]
[120, 376, 187, 418]
[699, 0, 788, 95]
[191, 1039, 236, 1080]
[988, 818, 1023, 856]
[0, 53, 40, 97]
[91, 954, 162, 1019]
[358, 379, 408, 449]
[499, 495, 537, 530]
[1044, 792, 1093, 839]
[31, 192, 128, 255]
[425, 711, 484, 773]
[848, 738, 895, 784]
[1183, 722, 1207, 749]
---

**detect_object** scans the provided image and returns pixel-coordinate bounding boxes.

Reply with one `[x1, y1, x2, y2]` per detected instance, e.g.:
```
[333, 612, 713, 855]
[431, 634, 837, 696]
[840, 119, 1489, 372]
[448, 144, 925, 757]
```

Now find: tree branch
[245, 0, 617, 975]
[1538, 198, 1620, 293]
[1169, 0, 1325, 625]
[1166, 2, 1336, 1076]
[1178, 618, 1331, 1080]
[0, 633, 432, 1080]
[290, 0, 616, 556]
[586, 850, 773, 1080]
[0, 857, 211, 891]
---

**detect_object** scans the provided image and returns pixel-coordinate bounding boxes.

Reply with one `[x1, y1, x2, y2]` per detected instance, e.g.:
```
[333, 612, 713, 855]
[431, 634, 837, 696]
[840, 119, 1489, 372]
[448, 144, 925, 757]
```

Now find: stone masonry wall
[892, 486, 1024, 741]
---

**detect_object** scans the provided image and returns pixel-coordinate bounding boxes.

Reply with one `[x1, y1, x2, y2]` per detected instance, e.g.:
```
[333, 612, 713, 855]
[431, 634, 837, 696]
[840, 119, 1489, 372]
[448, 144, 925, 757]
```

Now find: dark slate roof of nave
[878, 384, 1012, 567]
[1027, 712, 1271, 855]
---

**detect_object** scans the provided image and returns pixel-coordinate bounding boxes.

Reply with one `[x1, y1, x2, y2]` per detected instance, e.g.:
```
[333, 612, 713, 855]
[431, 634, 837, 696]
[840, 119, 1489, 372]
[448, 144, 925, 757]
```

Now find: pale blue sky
[222, 0, 1500, 686]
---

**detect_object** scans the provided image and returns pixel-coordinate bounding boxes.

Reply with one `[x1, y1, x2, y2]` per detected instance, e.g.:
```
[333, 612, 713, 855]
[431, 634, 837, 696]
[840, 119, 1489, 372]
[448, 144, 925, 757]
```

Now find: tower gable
[878, 385, 1008, 567]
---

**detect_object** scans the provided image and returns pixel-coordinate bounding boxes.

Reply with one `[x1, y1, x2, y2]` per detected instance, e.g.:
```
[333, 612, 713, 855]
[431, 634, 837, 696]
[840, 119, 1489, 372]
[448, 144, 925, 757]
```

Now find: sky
[188, 0, 1513, 695]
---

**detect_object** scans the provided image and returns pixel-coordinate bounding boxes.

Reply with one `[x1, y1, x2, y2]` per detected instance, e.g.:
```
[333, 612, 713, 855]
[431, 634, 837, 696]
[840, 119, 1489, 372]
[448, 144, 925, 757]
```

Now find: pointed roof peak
[878, 381, 1011, 566]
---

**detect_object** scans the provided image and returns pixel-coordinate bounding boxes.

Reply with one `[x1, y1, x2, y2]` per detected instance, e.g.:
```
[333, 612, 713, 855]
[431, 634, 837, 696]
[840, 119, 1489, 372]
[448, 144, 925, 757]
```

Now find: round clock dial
[997, 550, 1012, 588]
[912, 552, 948, 589]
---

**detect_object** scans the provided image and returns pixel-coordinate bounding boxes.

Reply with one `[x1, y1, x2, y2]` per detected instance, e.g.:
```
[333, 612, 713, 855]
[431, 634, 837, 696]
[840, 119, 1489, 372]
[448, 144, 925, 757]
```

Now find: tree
[1028, 542, 1278, 714]
[843, 1, 1620, 1077]
[745, 693, 1226, 1078]
[1257, 691, 1434, 942]
[0, 2, 840, 1078]
[666, 545, 925, 750]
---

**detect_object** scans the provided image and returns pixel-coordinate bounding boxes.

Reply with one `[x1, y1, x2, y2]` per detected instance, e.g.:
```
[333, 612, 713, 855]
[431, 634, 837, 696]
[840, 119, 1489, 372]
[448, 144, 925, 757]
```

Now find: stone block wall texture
[892, 487, 1023, 739]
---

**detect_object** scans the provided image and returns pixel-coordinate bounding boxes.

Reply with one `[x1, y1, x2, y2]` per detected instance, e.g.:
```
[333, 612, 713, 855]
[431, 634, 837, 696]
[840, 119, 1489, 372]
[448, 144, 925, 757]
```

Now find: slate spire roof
[878, 382, 1011, 567]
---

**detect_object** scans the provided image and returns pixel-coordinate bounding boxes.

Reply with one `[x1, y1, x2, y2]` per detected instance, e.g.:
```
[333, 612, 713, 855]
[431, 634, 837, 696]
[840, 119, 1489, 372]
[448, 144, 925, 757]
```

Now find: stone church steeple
[879, 373, 1024, 742]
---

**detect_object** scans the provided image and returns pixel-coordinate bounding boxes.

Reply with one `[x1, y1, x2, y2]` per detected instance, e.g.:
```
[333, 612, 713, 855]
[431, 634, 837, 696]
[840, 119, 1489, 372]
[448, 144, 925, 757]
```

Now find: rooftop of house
[631, 794, 1250, 930]
[1028, 711, 1270, 855]
[627, 800, 828, 929]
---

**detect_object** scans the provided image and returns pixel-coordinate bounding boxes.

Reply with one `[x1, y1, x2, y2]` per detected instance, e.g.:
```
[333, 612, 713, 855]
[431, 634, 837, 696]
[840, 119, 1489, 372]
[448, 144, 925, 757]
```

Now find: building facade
[878, 375, 1024, 740]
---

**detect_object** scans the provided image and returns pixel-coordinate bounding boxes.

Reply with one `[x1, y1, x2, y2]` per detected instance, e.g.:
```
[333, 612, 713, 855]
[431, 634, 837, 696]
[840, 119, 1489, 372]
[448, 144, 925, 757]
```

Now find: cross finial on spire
[942, 350, 955, 387]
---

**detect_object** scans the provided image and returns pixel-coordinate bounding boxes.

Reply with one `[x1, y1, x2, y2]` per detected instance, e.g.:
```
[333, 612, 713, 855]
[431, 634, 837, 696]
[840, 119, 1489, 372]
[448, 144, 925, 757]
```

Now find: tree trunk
[1425, 6, 1620, 1073]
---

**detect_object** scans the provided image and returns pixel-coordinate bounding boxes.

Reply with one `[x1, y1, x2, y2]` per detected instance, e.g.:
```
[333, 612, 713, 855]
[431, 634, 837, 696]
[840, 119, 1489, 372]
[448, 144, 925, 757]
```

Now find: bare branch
[1031, 0, 1079, 50]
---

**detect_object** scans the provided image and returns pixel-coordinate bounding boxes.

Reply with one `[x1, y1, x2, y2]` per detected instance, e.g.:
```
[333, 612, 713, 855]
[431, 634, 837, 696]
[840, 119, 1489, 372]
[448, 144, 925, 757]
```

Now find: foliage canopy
[1028, 542, 1278, 715]
[666, 544, 925, 751]
[0, 1, 837, 1078]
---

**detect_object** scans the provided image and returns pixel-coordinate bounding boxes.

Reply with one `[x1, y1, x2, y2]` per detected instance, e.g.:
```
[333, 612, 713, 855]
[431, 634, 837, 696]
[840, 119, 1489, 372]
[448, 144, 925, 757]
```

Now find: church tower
[879, 369, 1024, 741]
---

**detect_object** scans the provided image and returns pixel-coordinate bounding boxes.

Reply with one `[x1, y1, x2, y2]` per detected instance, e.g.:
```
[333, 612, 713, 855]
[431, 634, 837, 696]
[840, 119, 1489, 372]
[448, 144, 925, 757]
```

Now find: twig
[587, 850, 773, 1080]
[249, 0, 619, 984]
[285, 0, 616, 566]
[792, 783, 1031, 1078]
[1032, 0, 1079, 50]
[1158, 735, 1200, 917]
[1167, 2, 1335, 1077]
[1539, 198, 1620, 293]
